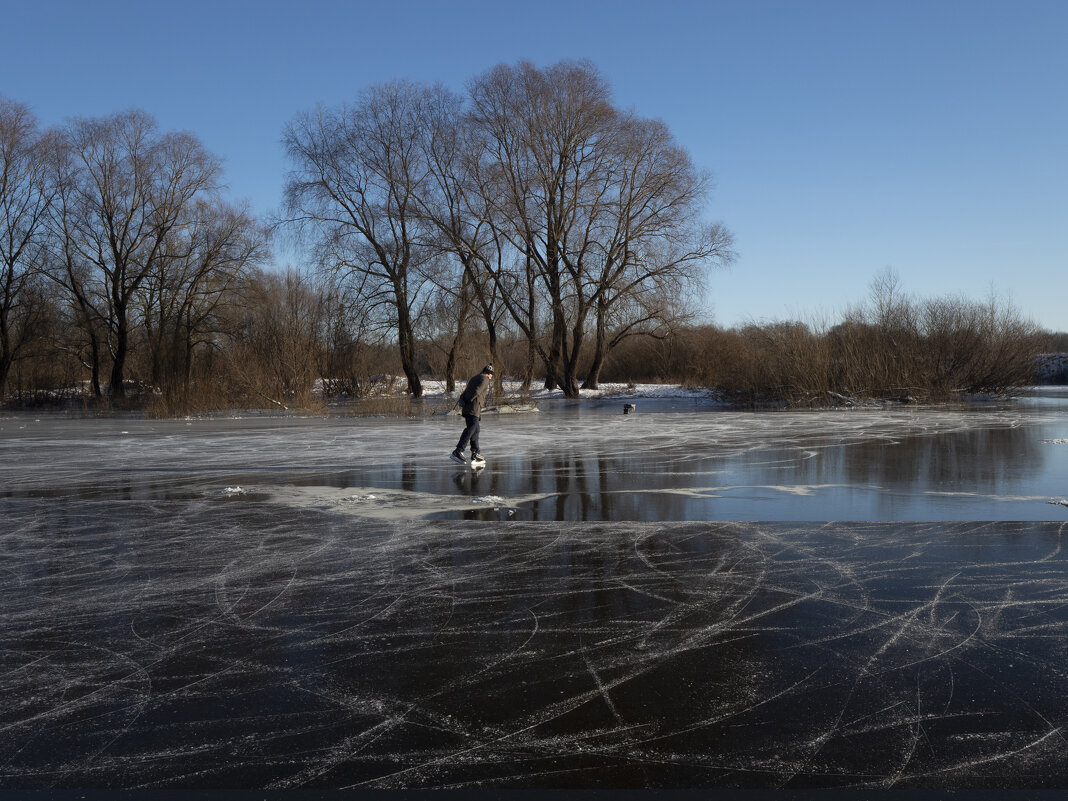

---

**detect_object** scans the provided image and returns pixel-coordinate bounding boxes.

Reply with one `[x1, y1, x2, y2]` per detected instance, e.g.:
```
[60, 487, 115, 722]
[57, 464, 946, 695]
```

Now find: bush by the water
[589, 276, 1049, 406]
[685, 283, 1045, 405]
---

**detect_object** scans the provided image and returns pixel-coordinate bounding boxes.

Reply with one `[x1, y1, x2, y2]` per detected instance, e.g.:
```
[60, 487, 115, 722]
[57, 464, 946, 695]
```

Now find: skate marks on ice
[3, 499, 1068, 789]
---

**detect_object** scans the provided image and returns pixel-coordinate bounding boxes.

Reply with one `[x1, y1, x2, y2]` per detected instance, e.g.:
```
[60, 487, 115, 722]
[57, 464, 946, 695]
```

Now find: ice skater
[451, 364, 494, 466]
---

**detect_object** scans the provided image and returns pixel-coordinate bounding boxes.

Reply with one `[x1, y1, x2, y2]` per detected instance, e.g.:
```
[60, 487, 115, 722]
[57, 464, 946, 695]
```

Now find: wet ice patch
[4, 390, 1068, 522]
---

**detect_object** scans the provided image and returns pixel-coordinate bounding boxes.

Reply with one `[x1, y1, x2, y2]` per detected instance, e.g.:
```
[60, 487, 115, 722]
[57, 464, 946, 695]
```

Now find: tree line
[1, 61, 1059, 413]
[0, 99, 269, 407]
[1, 60, 733, 409]
[280, 59, 734, 398]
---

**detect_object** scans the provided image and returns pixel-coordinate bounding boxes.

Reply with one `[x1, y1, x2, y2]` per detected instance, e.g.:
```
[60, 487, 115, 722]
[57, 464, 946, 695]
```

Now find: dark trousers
[456, 414, 480, 454]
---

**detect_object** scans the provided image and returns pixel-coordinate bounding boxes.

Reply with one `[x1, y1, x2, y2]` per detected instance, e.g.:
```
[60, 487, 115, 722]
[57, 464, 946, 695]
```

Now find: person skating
[451, 365, 494, 466]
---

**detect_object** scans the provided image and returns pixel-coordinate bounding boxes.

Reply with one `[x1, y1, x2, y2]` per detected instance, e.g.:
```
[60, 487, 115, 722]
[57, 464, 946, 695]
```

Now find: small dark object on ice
[623, 403, 636, 415]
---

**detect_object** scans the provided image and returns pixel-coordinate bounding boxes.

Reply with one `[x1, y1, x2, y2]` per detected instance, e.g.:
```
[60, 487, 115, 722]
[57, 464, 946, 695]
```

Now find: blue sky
[3, 0, 1066, 331]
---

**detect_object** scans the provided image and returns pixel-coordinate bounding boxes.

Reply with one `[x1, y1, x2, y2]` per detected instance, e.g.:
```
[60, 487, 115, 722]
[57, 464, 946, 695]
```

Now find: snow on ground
[317, 377, 718, 403]
[415, 379, 719, 402]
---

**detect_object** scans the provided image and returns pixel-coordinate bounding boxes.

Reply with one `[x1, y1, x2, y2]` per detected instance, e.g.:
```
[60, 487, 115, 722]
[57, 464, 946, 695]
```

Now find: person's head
[481, 364, 494, 376]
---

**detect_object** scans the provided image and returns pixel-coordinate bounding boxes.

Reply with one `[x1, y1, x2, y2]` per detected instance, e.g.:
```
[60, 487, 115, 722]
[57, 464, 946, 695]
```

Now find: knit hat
[482, 364, 494, 374]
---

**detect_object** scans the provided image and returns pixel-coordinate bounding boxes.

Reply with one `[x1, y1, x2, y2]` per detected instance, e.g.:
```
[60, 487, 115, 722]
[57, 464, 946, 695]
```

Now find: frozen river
[2, 388, 1068, 522]
[2, 389, 1068, 789]
[2, 390, 1068, 527]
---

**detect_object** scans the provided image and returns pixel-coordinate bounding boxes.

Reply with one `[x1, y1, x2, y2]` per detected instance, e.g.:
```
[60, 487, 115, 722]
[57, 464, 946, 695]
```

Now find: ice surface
[3, 389, 1068, 789]
[2, 500, 1068, 789]
[3, 391, 1068, 522]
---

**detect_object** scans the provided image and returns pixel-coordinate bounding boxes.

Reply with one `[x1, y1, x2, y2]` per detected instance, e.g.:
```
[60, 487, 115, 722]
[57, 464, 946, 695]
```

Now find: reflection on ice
[4, 391, 1068, 521]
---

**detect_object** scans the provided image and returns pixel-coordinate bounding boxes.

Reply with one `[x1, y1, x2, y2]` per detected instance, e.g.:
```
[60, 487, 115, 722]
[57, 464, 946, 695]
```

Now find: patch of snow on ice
[221, 486, 246, 496]
[474, 495, 506, 505]
[1043, 439, 1068, 444]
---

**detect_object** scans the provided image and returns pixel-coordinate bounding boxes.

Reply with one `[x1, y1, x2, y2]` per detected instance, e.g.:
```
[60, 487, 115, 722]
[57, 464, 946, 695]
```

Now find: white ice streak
[926, 490, 1053, 502]
[268, 485, 536, 520]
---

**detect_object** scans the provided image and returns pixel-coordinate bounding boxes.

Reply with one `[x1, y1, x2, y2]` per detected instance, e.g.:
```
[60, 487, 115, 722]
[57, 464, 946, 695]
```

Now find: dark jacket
[459, 373, 492, 419]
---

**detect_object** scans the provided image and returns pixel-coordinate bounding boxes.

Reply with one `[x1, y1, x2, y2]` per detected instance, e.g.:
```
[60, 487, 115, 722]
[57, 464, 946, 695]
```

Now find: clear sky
[3, 0, 1066, 331]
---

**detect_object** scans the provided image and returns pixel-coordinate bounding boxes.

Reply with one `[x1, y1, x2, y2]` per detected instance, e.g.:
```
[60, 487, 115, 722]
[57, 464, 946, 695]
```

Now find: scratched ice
[1, 388, 1068, 789]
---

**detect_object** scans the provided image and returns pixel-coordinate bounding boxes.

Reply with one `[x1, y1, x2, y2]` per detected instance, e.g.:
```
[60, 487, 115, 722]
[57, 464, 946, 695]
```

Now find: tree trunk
[522, 336, 536, 392]
[444, 345, 457, 394]
[110, 308, 128, 398]
[581, 306, 607, 390]
[183, 325, 196, 403]
[396, 305, 422, 398]
[582, 343, 605, 390]
[484, 310, 500, 395]
[0, 307, 11, 398]
[78, 301, 103, 399]
[544, 301, 566, 392]
[556, 296, 585, 399]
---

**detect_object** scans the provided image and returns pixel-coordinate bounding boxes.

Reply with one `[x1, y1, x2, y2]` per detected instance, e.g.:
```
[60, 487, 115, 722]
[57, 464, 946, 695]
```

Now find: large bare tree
[408, 83, 508, 392]
[278, 63, 734, 400]
[48, 110, 222, 398]
[465, 60, 734, 396]
[282, 82, 437, 397]
[580, 113, 736, 388]
[0, 97, 54, 396]
[466, 60, 619, 396]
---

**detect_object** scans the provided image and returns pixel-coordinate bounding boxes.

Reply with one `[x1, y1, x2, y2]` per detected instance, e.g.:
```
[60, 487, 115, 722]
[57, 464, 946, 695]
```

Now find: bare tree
[139, 199, 268, 400]
[580, 113, 735, 388]
[408, 83, 510, 393]
[465, 61, 735, 396]
[465, 60, 622, 396]
[0, 97, 55, 396]
[224, 267, 324, 408]
[48, 110, 222, 398]
[44, 133, 108, 396]
[282, 82, 437, 397]
[315, 265, 387, 397]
